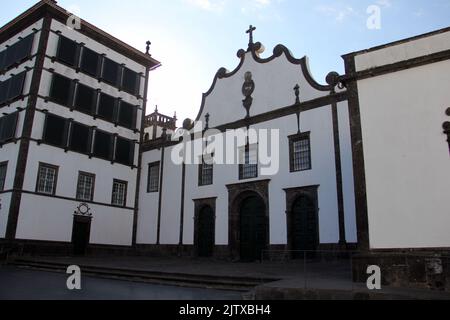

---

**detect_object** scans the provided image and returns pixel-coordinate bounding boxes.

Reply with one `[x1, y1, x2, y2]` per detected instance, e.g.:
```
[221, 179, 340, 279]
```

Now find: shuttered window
[42, 113, 67, 147]
[0, 112, 19, 141]
[93, 130, 112, 160]
[49, 74, 72, 106]
[115, 136, 134, 166]
[69, 122, 91, 154]
[56, 36, 78, 66]
[80, 47, 100, 76]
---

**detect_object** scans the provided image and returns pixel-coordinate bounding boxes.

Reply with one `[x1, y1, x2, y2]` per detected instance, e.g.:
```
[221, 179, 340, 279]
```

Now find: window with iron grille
[199, 156, 213, 186]
[36, 163, 58, 195]
[76, 172, 95, 201]
[239, 145, 258, 180]
[112, 180, 127, 207]
[147, 162, 160, 193]
[289, 132, 311, 172]
[0, 162, 7, 191]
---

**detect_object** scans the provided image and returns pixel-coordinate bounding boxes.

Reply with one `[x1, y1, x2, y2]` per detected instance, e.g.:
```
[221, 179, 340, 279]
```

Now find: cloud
[376, 0, 392, 8]
[183, 0, 227, 12]
[315, 4, 358, 23]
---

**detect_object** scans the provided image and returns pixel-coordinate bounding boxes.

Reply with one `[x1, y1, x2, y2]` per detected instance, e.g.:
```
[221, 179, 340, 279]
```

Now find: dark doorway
[239, 195, 267, 262]
[291, 195, 318, 257]
[71, 216, 91, 256]
[197, 205, 215, 257]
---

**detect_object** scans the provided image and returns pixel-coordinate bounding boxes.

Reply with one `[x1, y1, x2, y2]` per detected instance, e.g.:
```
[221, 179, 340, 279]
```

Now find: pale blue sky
[2, 0, 450, 122]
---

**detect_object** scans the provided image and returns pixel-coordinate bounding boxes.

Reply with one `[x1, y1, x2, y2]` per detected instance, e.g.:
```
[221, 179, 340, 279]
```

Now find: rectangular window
[80, 47, 100, 76]
[0, 112, 19, 142]
[101, 57, 119, 86]
[49, 73, 73, 106]
[97, 93, 116, 122]
[36, 163, 58, 195]
[8, 72, 26, 100]
[239, 145, 258, 180]
[0, 79, 8, 104]
[112, 179, 127, 207]
[42, 113, 67, 147]
[115, 136, 134, 166]
[0, 72, 27, 105]
[0, 162, 7, 191]
[289, 133, 311, 172]
[2, 34, 34, 70]
[74, 83, 95, 114]
[0, 50, 6, 71]
[117, 101, 136, 129]
[76, 172, 95, 202]
[147, 162, 160, 193]
[13, 34, 34, 64]
[199, 155, 213, 186]
[121, 68, 139, 95]
[69, 122, 91, 154]
[93, 130, 112, 160]
[56, 36, 78, 66]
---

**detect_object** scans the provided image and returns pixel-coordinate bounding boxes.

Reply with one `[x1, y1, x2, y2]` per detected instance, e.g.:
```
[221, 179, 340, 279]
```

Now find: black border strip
[6, 14, 51, 240]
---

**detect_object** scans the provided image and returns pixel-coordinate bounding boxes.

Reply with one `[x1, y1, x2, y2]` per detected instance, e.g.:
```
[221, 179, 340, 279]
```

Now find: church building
[1, 0, 449, 277]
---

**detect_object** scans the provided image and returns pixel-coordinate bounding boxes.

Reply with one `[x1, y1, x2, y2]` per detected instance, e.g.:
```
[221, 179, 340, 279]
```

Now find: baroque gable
[195, 43, 340, 129]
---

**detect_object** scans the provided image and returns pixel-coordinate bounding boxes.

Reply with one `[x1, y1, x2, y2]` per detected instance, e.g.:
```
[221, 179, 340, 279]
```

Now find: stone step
[10, 259, 278, 292]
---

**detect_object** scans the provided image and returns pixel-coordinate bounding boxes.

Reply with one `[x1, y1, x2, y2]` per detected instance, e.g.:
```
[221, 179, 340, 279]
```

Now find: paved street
[0, 266, 242, 300]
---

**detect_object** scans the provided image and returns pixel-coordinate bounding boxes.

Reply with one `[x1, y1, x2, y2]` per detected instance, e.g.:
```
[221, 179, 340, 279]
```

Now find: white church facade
[1, 0, 449, 269]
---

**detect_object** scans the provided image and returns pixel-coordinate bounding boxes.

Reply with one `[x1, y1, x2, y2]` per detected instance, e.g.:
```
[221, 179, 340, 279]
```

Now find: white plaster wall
[159, 148, 183, 244]
[198, 51, 329, 128]
[23, 142, 136, 206]
[355, 30, 450, 72]
[14, 141, 136, 245]
[16, 193, 133, 245]
[170, 106, 346, 246]
[357, 60, 450, 249]
[136, 150, 161, 244]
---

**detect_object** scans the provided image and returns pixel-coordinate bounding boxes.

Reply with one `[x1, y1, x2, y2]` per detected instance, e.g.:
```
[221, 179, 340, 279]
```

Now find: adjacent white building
[0, 0, 160, 255]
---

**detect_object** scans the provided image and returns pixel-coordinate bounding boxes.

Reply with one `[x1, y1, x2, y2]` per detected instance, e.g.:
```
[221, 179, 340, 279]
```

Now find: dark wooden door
[240, 195, 267, 262]
[197, 206, 215, 257]
[72, 217, 91, 256]
[291, 195, 318, 256]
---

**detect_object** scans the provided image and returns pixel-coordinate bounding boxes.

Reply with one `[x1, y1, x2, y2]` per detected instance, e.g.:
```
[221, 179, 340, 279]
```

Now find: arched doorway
[291, 194, 318, 255]
[197, 205, 215, 257]
[239, 195, 267, 262]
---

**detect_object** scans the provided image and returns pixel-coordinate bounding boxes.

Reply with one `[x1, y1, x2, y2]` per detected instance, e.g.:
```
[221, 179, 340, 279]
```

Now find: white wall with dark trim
[356, 38, 450, 248]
